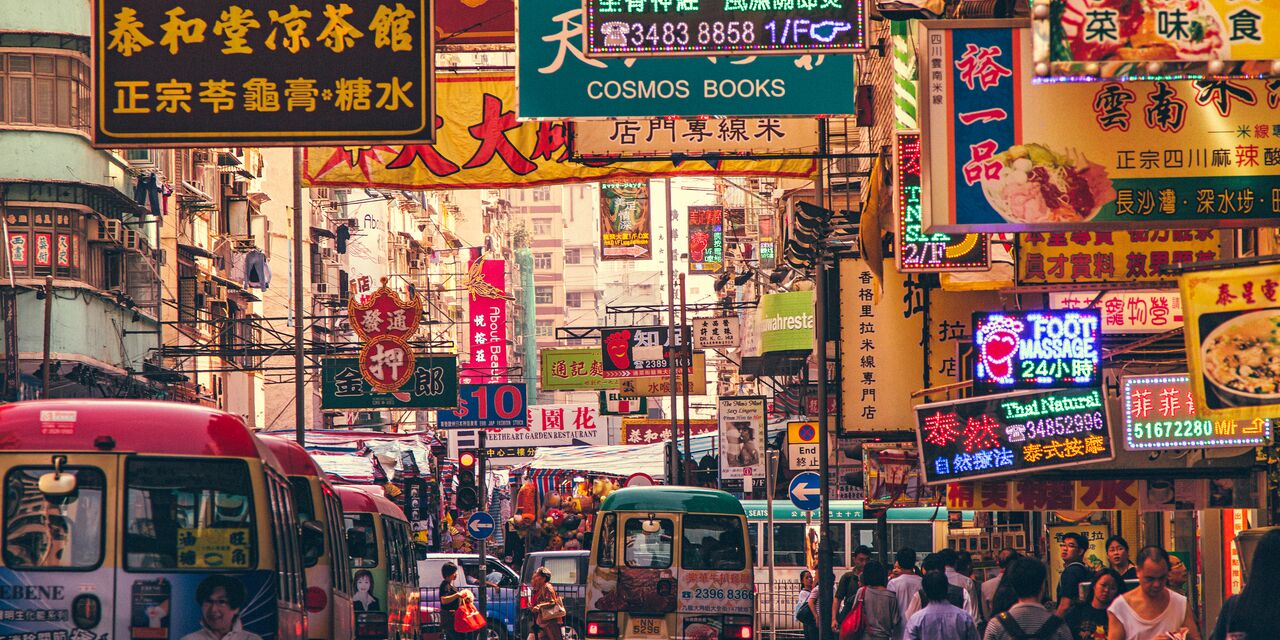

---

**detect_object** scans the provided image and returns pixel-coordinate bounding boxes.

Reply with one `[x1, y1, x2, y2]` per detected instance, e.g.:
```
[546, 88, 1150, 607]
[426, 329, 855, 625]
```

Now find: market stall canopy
[528, 442, 667, 479]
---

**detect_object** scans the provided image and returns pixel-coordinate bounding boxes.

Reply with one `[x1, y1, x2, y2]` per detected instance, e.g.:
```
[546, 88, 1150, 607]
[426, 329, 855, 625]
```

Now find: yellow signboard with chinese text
[303, 73, 817, 189]
[1181, 264, 1280, 419]
[619, 353, 708, 396]
[1017, 230, 1220, 284]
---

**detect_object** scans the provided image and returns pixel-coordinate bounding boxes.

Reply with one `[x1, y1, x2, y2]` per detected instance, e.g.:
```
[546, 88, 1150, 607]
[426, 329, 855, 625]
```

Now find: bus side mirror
[300, 520, 325, 568]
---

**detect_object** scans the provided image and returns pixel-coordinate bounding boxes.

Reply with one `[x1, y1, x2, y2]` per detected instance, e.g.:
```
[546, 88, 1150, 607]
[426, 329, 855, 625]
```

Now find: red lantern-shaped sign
[349, 281, 424, 392]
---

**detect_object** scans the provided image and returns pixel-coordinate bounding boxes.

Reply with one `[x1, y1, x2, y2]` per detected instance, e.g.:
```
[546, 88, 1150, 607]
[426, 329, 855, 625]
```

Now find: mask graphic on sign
[976, 315, 1025, 384]
[605, 331, 632, 369]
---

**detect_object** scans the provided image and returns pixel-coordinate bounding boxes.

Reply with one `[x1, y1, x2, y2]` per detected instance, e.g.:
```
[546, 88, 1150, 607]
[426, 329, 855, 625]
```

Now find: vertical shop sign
[600, 180, 652, 260]
[894, 130, 990, 272]
[839, 260, 926, 433]
[465, 256, 511, 384]
[688, 206, 724, 274]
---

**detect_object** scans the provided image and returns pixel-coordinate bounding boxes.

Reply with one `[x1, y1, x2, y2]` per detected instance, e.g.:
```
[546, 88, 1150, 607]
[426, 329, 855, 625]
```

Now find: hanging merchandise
[245, 250, 271, 289]
[133, 172, 162, 215]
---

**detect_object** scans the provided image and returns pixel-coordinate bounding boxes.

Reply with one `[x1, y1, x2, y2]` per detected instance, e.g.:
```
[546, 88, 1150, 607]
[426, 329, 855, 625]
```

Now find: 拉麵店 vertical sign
[894, 130, 990, 273]
[95, 0, 434, 146]
[465, 255, 510, 384]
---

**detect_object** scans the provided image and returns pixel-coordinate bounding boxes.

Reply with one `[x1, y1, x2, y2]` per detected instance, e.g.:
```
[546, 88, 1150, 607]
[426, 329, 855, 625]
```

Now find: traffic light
[456, 450, 478, 511]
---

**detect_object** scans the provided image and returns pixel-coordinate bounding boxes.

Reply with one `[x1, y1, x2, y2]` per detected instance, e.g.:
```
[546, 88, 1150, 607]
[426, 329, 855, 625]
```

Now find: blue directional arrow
[467, 511, 496, 540]
[789, 472, 822, 512]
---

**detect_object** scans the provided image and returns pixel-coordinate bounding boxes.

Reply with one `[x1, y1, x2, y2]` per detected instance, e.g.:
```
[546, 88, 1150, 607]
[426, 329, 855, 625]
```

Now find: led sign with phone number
[584, 0, 868, 57]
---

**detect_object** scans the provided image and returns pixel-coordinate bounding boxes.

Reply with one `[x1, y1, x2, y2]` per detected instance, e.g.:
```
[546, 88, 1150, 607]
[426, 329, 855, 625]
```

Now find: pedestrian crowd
[795, 528, 1280, 640]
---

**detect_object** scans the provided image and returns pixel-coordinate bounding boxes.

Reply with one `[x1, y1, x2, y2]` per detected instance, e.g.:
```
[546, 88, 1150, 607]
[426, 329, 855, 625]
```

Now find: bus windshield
[125, 458, 255, 570]
[344, 513, 377, 568]
[623, 517, 673, 568]
[3, 466, 105, 569]
[681, 515, 745, 571]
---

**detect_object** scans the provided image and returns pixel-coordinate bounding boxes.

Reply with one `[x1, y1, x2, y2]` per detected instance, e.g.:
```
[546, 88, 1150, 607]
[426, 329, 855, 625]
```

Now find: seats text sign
[584, 0, 868, 56]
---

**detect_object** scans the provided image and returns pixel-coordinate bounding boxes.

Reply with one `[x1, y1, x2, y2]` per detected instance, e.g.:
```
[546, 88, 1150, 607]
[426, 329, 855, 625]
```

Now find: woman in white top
[1107, 546, 1199, 640]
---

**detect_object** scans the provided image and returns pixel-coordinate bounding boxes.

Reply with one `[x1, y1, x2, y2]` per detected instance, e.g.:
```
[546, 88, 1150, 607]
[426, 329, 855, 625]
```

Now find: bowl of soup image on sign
[980, 143, 1116, 225]
[1201, 309, 1280, 407]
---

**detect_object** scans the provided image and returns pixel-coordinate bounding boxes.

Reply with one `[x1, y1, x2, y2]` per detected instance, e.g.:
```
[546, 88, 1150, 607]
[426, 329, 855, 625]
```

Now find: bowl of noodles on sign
[1201, 309, 1280, 408]
[980, 143, 1116, 225]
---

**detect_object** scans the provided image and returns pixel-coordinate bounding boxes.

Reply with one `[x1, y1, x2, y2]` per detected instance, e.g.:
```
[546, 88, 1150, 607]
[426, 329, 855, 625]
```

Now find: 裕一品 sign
[583, 0, 868, 57]
[1120, 375, 1270, 451]
[915, 388, 1115, 485]
[972, 310, 1101, 392]
[95, 0, 433, 146]
[920, 22, 1280, 232]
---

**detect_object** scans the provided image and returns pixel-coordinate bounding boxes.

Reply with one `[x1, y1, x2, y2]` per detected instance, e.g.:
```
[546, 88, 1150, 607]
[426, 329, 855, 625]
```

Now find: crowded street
[0, 0, 1277, 639]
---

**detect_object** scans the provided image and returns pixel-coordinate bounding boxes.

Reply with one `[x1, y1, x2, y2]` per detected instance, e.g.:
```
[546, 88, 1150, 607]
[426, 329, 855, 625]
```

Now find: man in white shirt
[887, 548, 922, 640]
[981, 548, 1019, 620]
[903, 553, 979, 623]
[940, 549, 982, 624]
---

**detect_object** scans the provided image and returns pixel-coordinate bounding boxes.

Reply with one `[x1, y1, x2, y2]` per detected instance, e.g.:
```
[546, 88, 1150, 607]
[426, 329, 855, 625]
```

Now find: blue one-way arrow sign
[467, 511, 496, 540]
[789, 472, 822, 511]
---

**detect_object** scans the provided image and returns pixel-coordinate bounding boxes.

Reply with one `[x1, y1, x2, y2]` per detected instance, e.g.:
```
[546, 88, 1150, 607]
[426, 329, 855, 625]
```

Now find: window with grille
[0, 52, 91, 131]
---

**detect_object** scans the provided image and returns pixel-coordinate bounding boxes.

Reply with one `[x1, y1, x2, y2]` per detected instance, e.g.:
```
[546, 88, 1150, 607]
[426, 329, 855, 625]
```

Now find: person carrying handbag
[530, 567, 566, 640]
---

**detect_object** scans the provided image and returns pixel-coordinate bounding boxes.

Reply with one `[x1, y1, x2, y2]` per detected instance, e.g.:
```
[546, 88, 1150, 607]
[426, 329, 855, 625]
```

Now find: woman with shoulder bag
[797, 571, 820, 640]
[530, 567, 566, 640]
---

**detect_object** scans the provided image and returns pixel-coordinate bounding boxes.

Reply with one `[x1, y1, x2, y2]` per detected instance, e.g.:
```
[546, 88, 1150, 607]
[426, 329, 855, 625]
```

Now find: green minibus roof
[600, 486, 746, 516]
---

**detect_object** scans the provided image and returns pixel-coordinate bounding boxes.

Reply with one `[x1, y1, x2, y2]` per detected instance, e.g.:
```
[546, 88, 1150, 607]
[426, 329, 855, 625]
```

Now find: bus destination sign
[584, 0, 868, 58]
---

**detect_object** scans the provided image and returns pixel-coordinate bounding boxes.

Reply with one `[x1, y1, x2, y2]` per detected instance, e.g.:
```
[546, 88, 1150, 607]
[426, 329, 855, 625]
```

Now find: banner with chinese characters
[621, 418, 718, 445]
[436, 0, 513, 45]
[468, 405, 608, 465]
[601, 325, 690, 378]
[1181, 263, 1280, 419]
[1033, 0, 1279, 82]
[571, 118, 820, 158]
[839, 259, 925, 434]
[946, 479, 1140, 512]
[303, 73, 816, 188]
[894, 130, 990, 273]
[321, 356, 458, 410]
[688, 206, 724, 274]
[600, 180, 652, 260]
[1049, 290, 1185, 334]
[693, 316, 740, 349]
[519, 0, 856, 118]
[972, 310, 1101, 392]
[1120, 374, 1270, 451]
[348, 283, 424, 392]
[719, 396, 767, 480]
[95, 0, 433, 146]
[465, 256, 508, 384]
[618, 352, 708, 396]
[920, 23, 1280, 233]
[916, 388, 1115, 485]
[540, 348, 616, 391]
[1017, 229, 1220, 284]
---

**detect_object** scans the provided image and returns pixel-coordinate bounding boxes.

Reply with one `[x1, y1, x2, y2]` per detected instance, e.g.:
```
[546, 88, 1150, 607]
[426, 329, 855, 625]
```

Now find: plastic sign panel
[893, 130, 990, 273]
[1016, 230, 1220, 285]
[517, 0, 856, 118]
[349, 283, 423, 392]
[688, 206, 724, 274]
[94, 0, 433, 146]
[719, 396, 767, 481]
[540, 348, 616, 391]
[600, 325, 691, 378]
[759, 290, 815, 354]
[1049, 290, 1185, 334]
[618, 352, 708, 396]
[863, 443, 941, 509]
[972, 310, 1101, 392]
[1033, 0, 1280, 82]
[621, 418, 718, 445]
[693, 316, 740, 349]
[601, 180, 653, 260]
[1120, 375, 1270, 451]
[437, 0, 514, 45]
[915, 388, 1115, 485]
[920, 23, 1280, 233]
[571, 118, 819, 159]
[583, 0, 869, 57]
[321, 356, 458, 410]
[438, 383, 528, 429]
[788, 421, 820, 471]
[601, 390, 648, 415]
[1180, 264, 1280, 420]
[466, 257, 508, 384]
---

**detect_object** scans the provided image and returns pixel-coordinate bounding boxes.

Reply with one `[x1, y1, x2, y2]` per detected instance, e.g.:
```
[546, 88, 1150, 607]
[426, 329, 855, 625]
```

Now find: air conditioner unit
[409, 257, 425, 271]
[233, 238, 257, 252]
[123, 229, 141, 252]
[312, 282, 331, 296]
[320, 247, 336, 261]
[91, 219, 122, 243]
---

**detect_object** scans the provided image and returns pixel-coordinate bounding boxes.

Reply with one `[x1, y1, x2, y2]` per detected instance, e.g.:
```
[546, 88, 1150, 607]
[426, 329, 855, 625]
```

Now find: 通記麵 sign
[914, 388, 1115, 485]
[95, 0, 433, 146]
